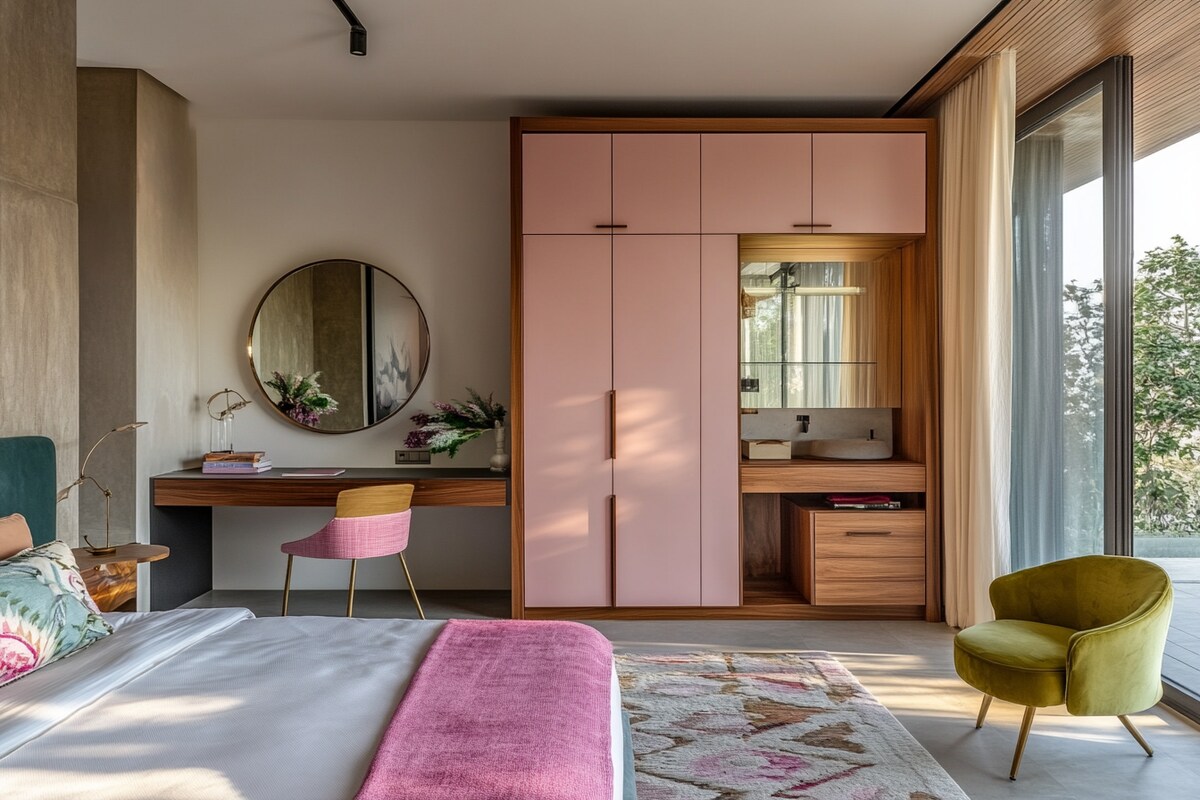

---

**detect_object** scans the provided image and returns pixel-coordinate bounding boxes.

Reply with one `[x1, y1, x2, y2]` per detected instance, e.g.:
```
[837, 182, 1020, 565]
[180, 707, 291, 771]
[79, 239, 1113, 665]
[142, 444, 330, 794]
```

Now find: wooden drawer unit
[793, 508, 925, 606]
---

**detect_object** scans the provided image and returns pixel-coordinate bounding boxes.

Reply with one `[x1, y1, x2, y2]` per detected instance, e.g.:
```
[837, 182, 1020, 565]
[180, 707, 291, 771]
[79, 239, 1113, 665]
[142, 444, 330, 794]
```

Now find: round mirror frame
[246, 259, 431, 435]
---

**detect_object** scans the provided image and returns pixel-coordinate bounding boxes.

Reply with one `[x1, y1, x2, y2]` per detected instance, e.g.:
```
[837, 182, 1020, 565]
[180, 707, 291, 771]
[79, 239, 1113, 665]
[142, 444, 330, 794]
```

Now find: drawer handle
[595, 224, 629, 229]
[846, 530, 892, 537]
[793, 223, 834, 228]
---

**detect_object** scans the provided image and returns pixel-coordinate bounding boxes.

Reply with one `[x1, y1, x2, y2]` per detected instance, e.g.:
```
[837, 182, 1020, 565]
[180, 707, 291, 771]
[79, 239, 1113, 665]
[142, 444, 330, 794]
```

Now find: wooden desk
[149, 468, 509, 610]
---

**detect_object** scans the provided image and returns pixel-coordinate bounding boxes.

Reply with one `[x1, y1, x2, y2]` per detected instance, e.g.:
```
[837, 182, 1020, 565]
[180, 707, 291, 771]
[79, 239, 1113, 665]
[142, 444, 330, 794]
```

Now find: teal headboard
[0, 436, 58, 545]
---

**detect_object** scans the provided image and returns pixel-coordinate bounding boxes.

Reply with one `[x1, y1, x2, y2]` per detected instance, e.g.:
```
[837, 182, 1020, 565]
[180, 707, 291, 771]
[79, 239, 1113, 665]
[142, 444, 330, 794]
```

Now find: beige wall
[77, 68, 202, 561]
[198, 119, 511, 589]
[0, 0, 80, 542]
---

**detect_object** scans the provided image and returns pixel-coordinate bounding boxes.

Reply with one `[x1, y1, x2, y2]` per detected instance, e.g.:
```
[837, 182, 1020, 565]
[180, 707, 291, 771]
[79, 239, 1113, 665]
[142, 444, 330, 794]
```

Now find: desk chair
[954, 555, 1173, 779]
[280, 484, 424, 619]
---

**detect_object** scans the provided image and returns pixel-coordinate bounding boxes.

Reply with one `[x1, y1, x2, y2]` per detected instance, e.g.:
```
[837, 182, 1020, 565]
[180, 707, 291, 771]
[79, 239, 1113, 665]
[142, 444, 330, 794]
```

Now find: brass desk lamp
[57, 422, 148, 555]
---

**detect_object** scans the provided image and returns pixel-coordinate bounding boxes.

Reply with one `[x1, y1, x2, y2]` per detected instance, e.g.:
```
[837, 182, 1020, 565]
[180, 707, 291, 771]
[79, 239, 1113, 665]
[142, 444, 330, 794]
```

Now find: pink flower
[0, 633, 40, 683]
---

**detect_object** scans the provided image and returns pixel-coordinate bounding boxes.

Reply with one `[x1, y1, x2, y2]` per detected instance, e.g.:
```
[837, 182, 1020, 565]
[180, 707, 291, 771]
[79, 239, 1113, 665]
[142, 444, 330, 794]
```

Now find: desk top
[153, 468, 509, 508]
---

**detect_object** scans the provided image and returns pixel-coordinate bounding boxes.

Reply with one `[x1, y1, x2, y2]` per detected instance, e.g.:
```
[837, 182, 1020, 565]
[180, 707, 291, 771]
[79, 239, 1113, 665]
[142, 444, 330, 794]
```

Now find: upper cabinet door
[522, 134, 611, 233]
[613, 134, 701, 233]
[812, 133, 927, 234]
[701, 134, 812, 233]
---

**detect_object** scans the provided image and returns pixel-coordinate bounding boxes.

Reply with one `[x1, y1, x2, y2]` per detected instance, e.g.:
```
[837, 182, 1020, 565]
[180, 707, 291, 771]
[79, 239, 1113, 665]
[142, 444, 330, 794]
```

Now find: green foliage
[1060, 236, 1200, 539]
[1131, 236, 1200, 535]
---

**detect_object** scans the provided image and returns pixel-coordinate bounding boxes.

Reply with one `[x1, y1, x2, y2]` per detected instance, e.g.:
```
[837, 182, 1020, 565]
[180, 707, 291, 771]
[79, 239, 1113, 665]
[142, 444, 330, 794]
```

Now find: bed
[0, 436, 634, 800]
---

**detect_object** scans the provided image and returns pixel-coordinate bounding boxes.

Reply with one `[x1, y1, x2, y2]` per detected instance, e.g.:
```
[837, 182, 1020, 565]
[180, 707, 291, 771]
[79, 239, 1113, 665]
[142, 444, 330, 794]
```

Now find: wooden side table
[73, 544, 170, 612]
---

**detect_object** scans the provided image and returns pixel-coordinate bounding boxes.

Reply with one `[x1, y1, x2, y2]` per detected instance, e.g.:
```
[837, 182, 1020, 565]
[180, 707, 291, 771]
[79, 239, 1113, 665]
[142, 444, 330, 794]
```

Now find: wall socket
[395, 449, 431, 464]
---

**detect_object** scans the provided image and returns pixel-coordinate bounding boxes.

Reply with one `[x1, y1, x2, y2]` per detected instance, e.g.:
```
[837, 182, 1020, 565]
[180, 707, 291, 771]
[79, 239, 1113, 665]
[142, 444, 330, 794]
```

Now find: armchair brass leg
[976, 694, 993, 729]
[1118, 714, 1154, 757]
[347, 559, 358, 618]
[1009, 706, 1037, 781]
[281, 554, 294, 617]
[398, 552, 425, 620]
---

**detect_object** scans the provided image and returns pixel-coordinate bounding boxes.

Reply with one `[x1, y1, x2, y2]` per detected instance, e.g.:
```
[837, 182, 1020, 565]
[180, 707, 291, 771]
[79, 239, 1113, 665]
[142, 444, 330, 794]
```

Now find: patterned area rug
[615, 651, 968, 800]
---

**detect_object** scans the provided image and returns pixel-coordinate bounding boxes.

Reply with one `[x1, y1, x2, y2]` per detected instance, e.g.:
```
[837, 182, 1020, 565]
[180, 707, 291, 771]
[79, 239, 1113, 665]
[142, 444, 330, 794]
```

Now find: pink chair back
[281, 509, 413, 560]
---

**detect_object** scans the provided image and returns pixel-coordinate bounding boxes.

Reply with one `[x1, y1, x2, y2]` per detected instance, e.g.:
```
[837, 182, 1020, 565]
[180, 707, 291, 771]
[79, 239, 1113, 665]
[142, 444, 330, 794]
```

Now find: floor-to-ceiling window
[1010, 57, 1133, 570]
[1131, 131, 1200, 708]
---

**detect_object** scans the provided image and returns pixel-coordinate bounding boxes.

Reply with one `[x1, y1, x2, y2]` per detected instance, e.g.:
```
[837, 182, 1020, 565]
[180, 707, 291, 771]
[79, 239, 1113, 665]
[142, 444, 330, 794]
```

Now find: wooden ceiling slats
[894, 0, 1200, 160]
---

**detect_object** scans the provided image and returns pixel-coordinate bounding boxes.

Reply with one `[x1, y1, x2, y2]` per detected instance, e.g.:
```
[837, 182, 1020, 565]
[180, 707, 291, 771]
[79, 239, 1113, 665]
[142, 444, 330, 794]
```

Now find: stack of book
[202, 451, 272, 474]
[825, 494, 901, 510]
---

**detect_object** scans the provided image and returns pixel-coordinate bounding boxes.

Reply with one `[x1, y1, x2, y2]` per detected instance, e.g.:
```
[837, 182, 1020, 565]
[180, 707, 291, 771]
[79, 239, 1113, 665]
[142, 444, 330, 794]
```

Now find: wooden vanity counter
[740, 458, 926, 493]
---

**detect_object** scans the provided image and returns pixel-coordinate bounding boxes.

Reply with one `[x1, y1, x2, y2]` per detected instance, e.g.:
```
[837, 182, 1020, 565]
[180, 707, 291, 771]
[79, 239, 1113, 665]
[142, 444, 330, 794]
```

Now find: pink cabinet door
[701, 134, 812, 233]
[612, 235, 702, 606]
[812, 133, 927, 233]
[613, 134, 701, 233]
[522, 235, 613, 607]
[700, 235, 741, 606]
[522, 134, 611, 233]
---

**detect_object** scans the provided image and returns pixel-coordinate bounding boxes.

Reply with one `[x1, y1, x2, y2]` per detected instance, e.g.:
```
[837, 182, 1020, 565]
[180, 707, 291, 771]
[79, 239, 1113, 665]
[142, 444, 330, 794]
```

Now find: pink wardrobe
[511, 119, 938, 620]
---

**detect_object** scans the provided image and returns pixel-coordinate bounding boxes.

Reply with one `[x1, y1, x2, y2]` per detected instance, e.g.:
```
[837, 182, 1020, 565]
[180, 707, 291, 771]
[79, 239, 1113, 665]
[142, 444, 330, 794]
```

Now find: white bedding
[0, 609, 624, 800]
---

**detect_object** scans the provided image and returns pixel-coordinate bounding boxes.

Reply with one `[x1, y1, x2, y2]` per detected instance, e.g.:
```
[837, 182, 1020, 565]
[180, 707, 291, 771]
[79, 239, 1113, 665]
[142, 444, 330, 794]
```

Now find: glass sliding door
[1010, 57, 1133, 570]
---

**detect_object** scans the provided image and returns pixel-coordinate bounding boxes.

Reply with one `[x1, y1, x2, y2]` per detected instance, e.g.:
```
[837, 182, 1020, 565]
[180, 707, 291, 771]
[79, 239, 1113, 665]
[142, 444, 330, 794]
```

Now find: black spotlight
[332, 0, 367, 57]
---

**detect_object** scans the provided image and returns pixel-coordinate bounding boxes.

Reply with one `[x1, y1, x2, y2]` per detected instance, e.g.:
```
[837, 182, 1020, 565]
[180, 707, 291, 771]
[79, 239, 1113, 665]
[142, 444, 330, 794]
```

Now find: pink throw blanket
[355, 619, 615, 800]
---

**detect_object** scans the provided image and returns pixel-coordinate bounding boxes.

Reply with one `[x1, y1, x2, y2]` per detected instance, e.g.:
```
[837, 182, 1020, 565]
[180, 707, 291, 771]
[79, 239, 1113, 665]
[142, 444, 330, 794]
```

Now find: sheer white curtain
[937, 51, 1016, 628]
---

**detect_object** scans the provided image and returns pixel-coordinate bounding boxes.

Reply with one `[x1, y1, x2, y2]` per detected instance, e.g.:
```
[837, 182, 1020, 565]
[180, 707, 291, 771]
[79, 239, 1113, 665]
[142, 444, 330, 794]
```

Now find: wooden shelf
[740, 459, 926, 493]
[742, 577, 807, 606]
[73, 543, 169, 570]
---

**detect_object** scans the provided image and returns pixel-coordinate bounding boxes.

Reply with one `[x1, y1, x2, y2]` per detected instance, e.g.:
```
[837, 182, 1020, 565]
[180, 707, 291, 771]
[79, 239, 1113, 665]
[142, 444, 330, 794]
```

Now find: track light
[332, 0, 367, 56]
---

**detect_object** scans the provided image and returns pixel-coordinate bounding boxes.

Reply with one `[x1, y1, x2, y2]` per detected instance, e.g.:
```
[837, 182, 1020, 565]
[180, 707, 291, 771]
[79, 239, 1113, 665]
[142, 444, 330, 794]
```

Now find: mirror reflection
[740, 258, 900, 409]
[249, 260, 430, 433]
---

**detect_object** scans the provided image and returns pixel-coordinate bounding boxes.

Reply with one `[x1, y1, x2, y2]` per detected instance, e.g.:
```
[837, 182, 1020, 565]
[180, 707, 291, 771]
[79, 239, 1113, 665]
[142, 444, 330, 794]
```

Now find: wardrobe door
[523, 235, 614, 607]
[612, 235, 702, 606]
[700, 235, 742, 606]
[613, 134, 701, 233]
[812, 133, 926, 233]
[522, 134, 612, 233]
[701, 133, 812, 233]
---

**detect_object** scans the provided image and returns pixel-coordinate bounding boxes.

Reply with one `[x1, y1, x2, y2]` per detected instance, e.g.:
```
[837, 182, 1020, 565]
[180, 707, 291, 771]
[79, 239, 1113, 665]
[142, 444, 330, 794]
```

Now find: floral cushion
[0, 541, 112, 687]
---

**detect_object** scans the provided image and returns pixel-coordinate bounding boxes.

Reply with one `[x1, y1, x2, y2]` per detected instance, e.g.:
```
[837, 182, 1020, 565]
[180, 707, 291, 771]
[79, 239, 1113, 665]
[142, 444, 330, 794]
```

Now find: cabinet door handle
[608, 390, 617, 460]
[595, 224, 629, 229]
[794, 223, 834, 228]
[846, 530, 892, 536]
[609, 495, 617, 607]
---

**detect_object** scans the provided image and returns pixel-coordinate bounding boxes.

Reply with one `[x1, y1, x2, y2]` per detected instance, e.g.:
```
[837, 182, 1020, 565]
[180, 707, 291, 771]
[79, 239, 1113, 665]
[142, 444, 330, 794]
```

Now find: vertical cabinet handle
[609, 495, 617, 607]
[608, 390, 617, 460]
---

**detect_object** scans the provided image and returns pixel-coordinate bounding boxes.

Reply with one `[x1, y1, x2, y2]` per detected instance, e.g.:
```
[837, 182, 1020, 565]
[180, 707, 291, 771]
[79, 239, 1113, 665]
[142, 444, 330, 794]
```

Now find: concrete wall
[77, 69, 202, 573]
[77, 69, 137, 544]
[197, 119, 511, 589]
[0, 0, 80, 542]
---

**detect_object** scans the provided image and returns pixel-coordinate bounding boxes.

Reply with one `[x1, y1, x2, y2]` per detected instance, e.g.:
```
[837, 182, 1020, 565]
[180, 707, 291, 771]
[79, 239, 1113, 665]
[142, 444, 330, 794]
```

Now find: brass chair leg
[399, 552, 426, 620]
[281, 554, 294, 617]
[976, 694, 993, 729]
[1009, 706, 1037, 781]
[347, 559, 358, 618]
[1118, 714, 1154, 757]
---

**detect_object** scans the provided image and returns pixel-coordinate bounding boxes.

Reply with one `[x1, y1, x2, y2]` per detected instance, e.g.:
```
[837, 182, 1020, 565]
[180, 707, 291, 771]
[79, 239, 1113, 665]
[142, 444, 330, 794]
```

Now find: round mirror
[248, 260, 430, 433]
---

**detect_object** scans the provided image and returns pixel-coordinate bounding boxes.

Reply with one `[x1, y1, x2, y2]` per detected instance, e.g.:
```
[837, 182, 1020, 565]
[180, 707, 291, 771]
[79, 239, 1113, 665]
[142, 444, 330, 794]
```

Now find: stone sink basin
[808, 438, 893, 460]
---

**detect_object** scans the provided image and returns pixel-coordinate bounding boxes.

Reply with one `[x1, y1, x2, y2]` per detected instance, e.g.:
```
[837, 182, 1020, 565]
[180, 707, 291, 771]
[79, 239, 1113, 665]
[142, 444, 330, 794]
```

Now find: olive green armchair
[953, 555, 1173, 780]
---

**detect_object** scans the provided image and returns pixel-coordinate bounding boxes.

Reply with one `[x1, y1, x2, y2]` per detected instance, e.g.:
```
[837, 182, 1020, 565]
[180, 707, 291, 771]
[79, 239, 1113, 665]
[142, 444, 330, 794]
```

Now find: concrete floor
[186, 589, 1200, 800]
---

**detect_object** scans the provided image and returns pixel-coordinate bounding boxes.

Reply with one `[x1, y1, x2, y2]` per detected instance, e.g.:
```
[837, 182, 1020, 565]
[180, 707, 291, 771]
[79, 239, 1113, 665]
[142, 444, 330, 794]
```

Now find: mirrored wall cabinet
[511, 119, 941, 623]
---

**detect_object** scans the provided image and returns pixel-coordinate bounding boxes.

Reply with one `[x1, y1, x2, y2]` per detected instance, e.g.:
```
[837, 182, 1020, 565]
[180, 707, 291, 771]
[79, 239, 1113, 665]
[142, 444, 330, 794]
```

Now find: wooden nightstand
[73, 544, 170, 612]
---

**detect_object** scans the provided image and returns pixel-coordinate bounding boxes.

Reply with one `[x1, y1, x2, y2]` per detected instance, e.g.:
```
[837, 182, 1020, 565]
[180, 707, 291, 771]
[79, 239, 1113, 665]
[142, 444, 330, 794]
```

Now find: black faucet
[796, 414, 810, 434]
